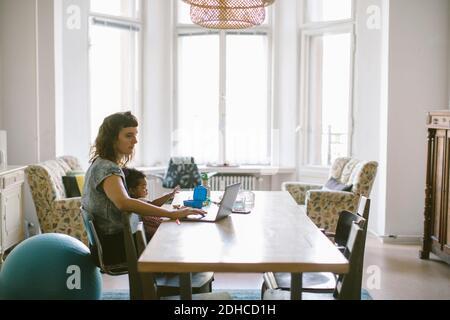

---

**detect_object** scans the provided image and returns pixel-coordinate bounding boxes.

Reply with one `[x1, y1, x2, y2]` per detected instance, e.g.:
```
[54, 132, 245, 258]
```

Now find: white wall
[377, 0, 390, 238]
[59, 0, 90, 169]
[54, 0, 64, 157]
[0, 0, 57, 163]
[141, 0, 172, 167]
[353, 0, 389, 236]
[0, 0, 39, 165]
[0, 0, 59, 235]
[384, 0, 450, 238]
[353, 0, 450, 240]
[272, 0, 298, 169]
[37, 0, 57, 161]
[0, 32, 3, 129]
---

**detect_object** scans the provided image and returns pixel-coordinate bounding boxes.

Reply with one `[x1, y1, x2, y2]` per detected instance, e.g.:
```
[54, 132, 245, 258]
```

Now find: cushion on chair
[322, 177, 353, 192]
[67, 170, 85, 176]
[62, 170, 85, 198]
[273, 272, 337, 291]
[162, 292, 231, 300]
[62, 176, 82, 198]
[155, 272, 215, 289]
[62, 175, 85, 198]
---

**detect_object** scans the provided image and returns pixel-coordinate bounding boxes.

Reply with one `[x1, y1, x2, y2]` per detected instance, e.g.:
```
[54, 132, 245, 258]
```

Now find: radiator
[209, 175, 257, 191]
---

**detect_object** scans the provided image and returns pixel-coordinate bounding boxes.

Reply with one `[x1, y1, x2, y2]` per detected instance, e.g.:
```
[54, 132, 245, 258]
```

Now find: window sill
[137, 165, 296, 176]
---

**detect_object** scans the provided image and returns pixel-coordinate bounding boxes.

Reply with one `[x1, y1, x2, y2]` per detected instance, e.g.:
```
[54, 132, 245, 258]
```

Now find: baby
[123, 168, 180, 240]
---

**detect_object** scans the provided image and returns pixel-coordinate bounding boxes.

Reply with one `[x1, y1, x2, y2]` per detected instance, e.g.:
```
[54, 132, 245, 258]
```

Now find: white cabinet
[0, 166, 26, 262]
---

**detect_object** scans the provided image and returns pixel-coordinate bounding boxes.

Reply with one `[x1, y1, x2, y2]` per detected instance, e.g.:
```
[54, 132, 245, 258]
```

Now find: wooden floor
[102, 234, 450, 300]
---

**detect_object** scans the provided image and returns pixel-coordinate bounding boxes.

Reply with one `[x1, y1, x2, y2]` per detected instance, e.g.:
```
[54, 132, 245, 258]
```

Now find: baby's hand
[169, 186, 181, 199]
[173, 186, 181, 194]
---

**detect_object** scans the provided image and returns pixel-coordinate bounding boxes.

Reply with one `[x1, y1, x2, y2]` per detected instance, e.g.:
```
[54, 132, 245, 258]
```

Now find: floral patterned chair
[25, 156, 88, 244]
[283, 157, 378, 233]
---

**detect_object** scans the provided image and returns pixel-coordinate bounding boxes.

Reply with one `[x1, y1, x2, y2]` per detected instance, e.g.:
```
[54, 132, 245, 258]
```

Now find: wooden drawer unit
[422, 111, 450, 264]
[0, 166, 26, 262]
[0, 170, 24, 189]
[1, 185, 23, 250]
[427, 113, 450, 128]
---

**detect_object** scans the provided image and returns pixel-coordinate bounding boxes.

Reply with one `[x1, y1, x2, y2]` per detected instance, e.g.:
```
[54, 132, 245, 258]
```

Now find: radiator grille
[209, 175, 257, 191]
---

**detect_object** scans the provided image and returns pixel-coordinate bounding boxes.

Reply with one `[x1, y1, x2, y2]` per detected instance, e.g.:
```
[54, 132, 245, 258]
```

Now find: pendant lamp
[182, 0, 275, 29]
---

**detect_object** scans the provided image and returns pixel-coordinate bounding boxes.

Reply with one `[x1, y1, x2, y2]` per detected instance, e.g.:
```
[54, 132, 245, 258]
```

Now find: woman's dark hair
[123, 168, 146, 189]
[89, 111, 138, 166]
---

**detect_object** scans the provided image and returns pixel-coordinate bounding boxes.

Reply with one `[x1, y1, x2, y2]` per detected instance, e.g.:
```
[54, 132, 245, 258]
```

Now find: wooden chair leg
[140, 273, 158, 300]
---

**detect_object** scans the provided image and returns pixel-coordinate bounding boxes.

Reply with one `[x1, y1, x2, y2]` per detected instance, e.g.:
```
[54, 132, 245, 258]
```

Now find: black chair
[81, 209, 128, 276]
[148, 157, 202, 189]
[121, 213, 219, 300]
[82, 209, 216, 300]
[148, 157, 217, 191]
[263, 220, 366, 300]
[262, 197, 371, 297]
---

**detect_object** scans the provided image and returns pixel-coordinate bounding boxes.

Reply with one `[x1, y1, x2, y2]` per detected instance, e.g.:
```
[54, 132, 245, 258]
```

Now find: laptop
[182, 183, 241, 222]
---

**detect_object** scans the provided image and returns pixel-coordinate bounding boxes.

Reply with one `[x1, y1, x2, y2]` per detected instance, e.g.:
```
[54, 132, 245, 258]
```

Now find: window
[304, 0, 352, 23]
[174, 1, 272, 165]
[300, 0, 355, 167]
[90, 0, 141, 19]
[88, 0, 142, 144]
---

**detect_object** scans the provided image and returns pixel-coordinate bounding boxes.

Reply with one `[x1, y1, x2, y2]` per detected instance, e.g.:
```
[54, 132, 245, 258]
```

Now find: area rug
[102, 289, 373, 300]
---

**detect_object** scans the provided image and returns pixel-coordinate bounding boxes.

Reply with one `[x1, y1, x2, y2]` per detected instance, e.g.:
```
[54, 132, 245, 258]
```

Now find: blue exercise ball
[0, 233, 102, 300]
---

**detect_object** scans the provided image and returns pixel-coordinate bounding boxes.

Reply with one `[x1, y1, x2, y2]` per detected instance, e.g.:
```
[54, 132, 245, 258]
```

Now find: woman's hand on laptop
[175, 207, 206, 219]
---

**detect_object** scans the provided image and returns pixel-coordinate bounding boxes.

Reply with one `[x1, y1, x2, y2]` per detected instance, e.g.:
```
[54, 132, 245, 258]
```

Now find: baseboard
[368, 229, 422, 245]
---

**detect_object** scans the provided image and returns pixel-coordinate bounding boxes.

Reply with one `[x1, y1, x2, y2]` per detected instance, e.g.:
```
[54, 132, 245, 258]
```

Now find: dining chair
[263, 219, 366, 300]
[121, 213, 224, 300]
[262, 197, 370, 297]
[81, 209, 128, 276]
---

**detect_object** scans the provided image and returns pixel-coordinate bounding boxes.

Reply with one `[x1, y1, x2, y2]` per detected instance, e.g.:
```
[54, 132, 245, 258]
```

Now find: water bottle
[201, 173, 211, 200]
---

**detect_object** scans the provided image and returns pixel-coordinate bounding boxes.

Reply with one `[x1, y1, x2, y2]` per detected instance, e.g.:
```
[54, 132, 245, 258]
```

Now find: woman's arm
[102, 175, 204, 219]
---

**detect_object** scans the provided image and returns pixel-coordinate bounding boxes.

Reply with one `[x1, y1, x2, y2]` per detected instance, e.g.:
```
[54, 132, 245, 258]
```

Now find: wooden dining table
[137, 191, 349, 300]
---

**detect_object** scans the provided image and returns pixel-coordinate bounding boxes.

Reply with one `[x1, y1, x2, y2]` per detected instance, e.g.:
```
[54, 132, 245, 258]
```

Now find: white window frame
[87, 2, 144, 151]
[172, 0, 273, 165]
[297, 0, 356, 178]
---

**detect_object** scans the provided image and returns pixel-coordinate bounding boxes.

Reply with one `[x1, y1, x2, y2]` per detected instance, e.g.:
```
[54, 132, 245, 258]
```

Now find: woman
[81, 111, 205, 265]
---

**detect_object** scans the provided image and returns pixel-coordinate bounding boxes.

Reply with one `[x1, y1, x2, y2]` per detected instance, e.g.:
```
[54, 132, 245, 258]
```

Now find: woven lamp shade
[182, 0, 275, 30]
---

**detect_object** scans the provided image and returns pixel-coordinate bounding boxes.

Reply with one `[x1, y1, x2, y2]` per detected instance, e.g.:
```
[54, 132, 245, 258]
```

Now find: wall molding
[368, 229, 422, 245]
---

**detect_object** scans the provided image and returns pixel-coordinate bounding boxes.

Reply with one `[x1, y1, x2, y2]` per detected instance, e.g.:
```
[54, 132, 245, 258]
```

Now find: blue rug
[102, 289, 261, 300]
[102, 289, 373, 300]
[362, 289, 373, 300]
